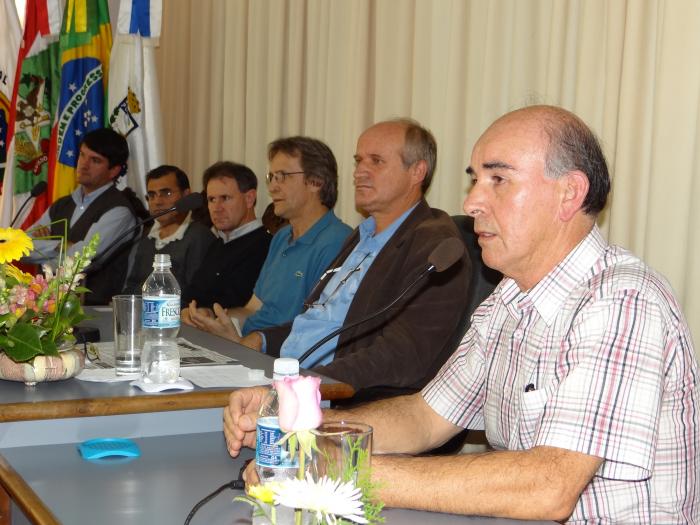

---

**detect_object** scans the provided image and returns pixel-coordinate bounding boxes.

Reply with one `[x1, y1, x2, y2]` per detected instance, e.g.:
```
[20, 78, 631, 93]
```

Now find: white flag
[108, 0, 164, 202]
[0, 0, 22, 226]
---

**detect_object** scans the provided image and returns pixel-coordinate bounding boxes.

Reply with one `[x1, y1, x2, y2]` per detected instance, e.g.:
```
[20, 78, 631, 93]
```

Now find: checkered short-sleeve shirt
[423, 226, 699, 523]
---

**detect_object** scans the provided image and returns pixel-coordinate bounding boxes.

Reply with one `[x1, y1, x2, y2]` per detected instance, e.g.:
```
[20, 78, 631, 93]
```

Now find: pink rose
[275, 375, 322, 432]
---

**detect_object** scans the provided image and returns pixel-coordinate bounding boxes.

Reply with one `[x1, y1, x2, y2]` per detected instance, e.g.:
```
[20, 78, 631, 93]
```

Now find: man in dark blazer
[196, 119, 471, 402]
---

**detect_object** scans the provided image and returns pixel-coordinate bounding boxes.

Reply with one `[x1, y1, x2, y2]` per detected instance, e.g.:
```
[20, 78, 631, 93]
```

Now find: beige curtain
[155, 0, 700, 350]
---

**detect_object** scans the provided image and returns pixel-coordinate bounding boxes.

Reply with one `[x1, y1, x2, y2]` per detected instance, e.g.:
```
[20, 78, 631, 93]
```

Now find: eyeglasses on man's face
[145, 188, 178, 201]
[266, 171, 304, 185]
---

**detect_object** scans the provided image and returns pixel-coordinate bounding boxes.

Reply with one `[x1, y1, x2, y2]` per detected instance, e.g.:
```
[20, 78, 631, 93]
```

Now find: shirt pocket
[515, 386, 551, 449]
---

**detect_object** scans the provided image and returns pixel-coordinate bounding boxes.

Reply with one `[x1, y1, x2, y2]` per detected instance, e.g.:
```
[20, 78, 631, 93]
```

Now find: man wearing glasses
[122, 165, 214, 294]
[185, 137, 351, 334]
[196, 120, 471, 403]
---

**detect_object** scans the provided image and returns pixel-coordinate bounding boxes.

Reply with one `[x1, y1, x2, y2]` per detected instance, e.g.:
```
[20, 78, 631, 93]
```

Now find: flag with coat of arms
[108, 0, 163, 201]
[0, 0, 22, 203]
[0, 0, 63, 228]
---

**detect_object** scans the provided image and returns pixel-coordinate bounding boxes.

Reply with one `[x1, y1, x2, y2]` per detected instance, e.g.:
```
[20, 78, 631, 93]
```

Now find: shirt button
[513, 330, 524, 340]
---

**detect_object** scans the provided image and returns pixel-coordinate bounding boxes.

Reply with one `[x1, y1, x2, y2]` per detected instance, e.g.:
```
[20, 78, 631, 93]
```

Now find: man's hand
[182, 300, 214, 327]
[31, 225, 51, 238]
[223, 386, 268, 457]
[242, 460, 260, 486]
[186, 300, 241, 342]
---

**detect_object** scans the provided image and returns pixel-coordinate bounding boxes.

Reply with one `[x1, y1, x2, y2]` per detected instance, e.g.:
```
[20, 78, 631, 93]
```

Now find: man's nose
[352, 165, 367, 181]
[463, 184, 486, 218]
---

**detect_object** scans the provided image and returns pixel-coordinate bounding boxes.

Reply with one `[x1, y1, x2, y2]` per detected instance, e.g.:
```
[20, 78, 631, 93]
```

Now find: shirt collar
[500, 225, 608, 324]
[149, 212, 193, 249]
[74, 183, 113, 204]
[213, 218, 263, 243]
[358, 202, 418, 246]
[287, 209, 338, 246]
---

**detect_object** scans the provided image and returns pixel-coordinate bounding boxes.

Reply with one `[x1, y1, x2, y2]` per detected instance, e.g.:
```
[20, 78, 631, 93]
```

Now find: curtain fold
[155, 0, 700, 349]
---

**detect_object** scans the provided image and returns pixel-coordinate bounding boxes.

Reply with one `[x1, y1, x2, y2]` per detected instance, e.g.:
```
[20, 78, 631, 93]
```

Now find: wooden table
[0, 307, 352, 423]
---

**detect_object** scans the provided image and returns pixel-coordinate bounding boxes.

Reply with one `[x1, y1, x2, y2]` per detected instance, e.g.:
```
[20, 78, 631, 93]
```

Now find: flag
[108, 0, 163, 201]
[52, 0, 112, 203]
[0, 0, 22, 199]
[1, 0, 63, 228]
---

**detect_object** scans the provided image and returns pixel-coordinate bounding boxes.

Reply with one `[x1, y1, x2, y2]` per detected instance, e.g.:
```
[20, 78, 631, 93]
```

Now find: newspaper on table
[83, 337, 239, 369]
[79, 337, 272, 387]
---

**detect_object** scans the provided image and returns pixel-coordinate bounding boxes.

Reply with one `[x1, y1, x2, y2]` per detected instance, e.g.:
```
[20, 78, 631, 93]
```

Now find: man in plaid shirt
[225, 105, 699, 523]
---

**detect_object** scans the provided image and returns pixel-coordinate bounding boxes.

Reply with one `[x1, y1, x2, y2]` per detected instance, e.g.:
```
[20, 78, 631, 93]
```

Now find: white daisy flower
[273, 474, 368, 524]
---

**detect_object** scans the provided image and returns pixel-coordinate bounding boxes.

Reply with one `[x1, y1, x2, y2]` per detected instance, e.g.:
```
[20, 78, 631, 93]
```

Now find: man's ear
[108, 164, 122, 181]
[559, 170, 589, 222]
[183, 188, 191, 196]
[409, 159, 428, 190]
[245, 189, 257, 208]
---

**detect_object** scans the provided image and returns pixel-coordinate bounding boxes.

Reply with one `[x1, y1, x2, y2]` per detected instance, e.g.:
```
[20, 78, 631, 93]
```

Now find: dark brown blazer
[263, 200, 472, 402]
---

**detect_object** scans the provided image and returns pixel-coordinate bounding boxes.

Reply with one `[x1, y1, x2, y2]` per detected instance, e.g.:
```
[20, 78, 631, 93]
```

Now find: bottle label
[255, 417, 298, 469]
[142, 295, 181, 329]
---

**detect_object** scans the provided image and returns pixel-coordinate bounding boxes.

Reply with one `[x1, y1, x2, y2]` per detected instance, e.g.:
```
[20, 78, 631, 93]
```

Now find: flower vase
[0, 347, 85, 386]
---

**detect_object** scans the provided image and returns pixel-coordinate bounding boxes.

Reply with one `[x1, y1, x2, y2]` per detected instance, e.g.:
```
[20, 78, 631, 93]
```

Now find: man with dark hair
[180, 161, 271, 310]
[25, 128, 143, 304]
[122, 165, 214, 293]
[225, 106, 699, 523]
[185, 136, 351, 333]
[198, 119, 471, 402]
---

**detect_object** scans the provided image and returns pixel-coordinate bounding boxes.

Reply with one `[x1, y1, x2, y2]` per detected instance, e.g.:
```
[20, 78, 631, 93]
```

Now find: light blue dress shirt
[279, 204, 417, 367]
[24, 184, 136, 267]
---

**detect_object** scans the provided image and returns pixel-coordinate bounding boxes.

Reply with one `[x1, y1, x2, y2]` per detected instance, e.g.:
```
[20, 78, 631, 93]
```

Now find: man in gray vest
[25, 128, 143, 304]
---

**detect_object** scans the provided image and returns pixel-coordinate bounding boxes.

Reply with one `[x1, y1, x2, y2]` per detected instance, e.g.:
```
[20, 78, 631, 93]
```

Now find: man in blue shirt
[195, 120, 471, 402]
[185, 137, 351, 333]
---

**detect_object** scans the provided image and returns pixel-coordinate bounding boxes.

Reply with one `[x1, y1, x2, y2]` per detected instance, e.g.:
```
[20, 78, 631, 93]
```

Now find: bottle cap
[273, 358, 299, 379]
[153, 253, 172, 268]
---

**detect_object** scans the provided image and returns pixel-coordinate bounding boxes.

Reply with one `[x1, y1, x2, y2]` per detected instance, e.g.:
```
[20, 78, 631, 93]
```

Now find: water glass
[311, 421, 373, 483]
[112, 295, 142, 375]
[140, 339, 180, 384]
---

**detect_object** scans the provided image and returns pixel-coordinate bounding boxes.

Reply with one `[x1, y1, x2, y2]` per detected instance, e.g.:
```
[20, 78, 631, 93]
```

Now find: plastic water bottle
[141, 254, 181, 383]
[256, 358, 300, 483]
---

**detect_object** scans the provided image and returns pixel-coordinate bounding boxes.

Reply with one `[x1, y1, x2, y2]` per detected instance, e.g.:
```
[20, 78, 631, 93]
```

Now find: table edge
[0, 454, 61, 525]
[0, 382, 354, 422]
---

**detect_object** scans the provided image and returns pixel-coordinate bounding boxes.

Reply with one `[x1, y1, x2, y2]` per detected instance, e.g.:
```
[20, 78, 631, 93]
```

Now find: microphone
[10, 180, 48, 227]
[87, 192, 205, 270]
[296, 237, 465, 367]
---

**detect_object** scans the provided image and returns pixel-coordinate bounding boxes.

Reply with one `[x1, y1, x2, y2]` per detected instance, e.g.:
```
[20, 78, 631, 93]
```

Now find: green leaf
[0, 334, 13, 349]
[41, 339, 59, 357]
[4, 323, 43, 362]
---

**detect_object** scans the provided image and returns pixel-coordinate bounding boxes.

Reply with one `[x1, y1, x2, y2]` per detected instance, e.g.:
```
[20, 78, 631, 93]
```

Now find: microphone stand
[296, 264, 436, 367]
[85, 205, 178, 272]
[10, 184, 47, 227]
[85, 192, 205, 273]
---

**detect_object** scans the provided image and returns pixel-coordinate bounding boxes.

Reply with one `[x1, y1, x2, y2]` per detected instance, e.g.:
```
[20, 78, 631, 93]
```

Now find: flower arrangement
[0, 226, 98, 363]
[236, 375, 383, 525]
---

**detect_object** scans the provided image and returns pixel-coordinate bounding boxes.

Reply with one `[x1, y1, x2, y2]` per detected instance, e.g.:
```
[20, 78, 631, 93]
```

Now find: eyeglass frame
[145, 188, 179, 201]
[265, 170, 305, 185]
[304, 252, 372, 310]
